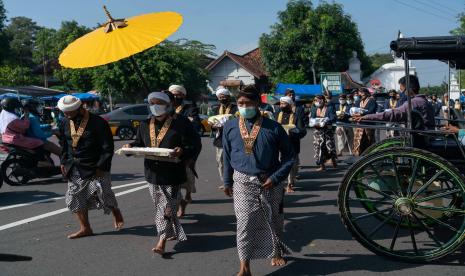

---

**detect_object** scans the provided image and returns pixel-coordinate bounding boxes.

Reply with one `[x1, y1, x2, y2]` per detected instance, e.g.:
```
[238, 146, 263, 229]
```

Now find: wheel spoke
[354, 180, 397, 200]
[415, 204, 465, 214]
[367, 210, 395, 238]
[414, 209, 459, 233]
[390, 156, 405, 196]
[407, 217, 418, 254]
[412, 170, 444, 199]
[389, 216, 403, 250]
[415, 189, 462, 203]
[349, 198, 393, 205]
[353, 208, 392, 221]
[368, 164, 396, 195]
[407, 158, 419, 196]
[410, 213, 442, 247]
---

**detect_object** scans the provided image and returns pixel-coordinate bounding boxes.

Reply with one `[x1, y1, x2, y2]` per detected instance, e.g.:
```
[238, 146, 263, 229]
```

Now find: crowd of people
[0, 74, 462, 276]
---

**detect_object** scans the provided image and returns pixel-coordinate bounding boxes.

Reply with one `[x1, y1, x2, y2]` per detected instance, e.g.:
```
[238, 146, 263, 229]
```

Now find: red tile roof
[206, 48, 268, 78]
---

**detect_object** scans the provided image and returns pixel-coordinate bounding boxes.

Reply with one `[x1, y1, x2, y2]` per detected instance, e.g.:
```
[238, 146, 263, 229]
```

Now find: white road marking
[0, 184, 148, 231]
[0, 181, 146, 211]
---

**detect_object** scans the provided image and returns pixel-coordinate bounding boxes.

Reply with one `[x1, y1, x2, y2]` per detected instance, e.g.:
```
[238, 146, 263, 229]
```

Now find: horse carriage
[337, 35, 465, 262]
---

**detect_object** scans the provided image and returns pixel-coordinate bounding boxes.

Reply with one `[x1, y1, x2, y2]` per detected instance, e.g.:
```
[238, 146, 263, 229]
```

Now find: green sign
[320, 72, 342, 95]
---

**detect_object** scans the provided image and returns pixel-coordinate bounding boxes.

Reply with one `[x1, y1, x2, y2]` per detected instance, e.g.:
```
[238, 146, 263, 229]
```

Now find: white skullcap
[147, 92, 170, 104]
[280, 96, 293, 105]
[216, 88, 231, 98]
[57, 95, 82, 112]
[168, 84, 186, 95]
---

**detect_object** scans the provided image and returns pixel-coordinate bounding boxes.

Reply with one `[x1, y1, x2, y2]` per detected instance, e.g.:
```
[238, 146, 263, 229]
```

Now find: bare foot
[316, 165, 325, 171]
[177, 199, 187, 218]
[112, 208, 124, 230]
[286, 184, 295, 193]
[271, 257, 287, 266]
[152, 246, 164, 256]
[67, 228, 93, 239]
[237, 270, 252, 276]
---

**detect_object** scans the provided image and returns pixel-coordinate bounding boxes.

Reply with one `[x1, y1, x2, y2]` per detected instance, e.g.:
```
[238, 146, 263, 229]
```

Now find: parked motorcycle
[0, 144, 62, 186]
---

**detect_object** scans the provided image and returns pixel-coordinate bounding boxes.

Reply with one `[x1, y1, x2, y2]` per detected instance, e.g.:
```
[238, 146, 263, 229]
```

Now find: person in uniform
[352, 88, 377, 155]
[276, 96, 306, 193]
[222, 85, 295, 275]
[335, 94, 352, 156]
[124, 92, 201, 254]
[58, 95, 123, 239]
[210, 88, 238, 185]
[168, 84, 202, 217]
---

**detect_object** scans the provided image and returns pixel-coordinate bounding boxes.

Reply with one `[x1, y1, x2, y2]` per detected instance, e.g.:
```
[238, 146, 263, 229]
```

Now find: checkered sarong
[65, 168, 118, 214]
[232, 171, 290, 261]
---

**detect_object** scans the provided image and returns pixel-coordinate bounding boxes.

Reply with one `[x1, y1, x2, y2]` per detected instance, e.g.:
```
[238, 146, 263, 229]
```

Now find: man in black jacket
[58, 95, 123, 239]
[124, 92, 201, 255]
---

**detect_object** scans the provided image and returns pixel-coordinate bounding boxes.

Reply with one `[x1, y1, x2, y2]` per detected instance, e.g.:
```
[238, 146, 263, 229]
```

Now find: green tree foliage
[0, 0, 6, 30]
[0, 64, 38, 86]
[4, 16, 40, 66]
[365, 53, 393, 76]
[260, 0, 371, 84]
[0, 0, 8, 63]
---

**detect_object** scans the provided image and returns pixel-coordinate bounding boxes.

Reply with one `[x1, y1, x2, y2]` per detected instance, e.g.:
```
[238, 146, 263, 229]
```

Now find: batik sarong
[353, 127, 375, 156]
[65, 167, 118, 214]
[148, 184, 187, 241]
[313, 128, 336, 165]
[232, 171, 290, 261]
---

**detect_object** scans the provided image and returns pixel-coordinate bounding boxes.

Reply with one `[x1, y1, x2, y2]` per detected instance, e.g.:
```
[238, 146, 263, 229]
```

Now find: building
[367, 55, 417, 91]
[205, 48, 269, 94]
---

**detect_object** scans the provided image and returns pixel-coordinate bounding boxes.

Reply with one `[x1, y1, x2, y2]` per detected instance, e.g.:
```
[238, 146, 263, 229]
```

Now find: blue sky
[3, 0, 464, 86]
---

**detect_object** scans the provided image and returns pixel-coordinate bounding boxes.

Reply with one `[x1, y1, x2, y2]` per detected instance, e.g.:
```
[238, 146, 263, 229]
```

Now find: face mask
[219, 99, 229, 105]
[339, 100, 346, 105]
[150, 104, 167, 116]
[354, 96, 360, 102]
[173, 97, 184, 106]
[238, 106, 256, 119]
[314, 102, 321, 108]
[281, 106, 291, 113]
[347, 100, 353, 105]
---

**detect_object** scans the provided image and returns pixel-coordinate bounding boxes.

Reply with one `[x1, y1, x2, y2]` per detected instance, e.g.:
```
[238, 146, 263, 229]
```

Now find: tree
[0, 64, 38, 86]
[4, 16, 40, 66]
[259, 0, 371, 84]
[0, 0, 6, 30]
[0, 0, 9, 63]
[33, 28, 56, 87]
[365, 53, 393, 76]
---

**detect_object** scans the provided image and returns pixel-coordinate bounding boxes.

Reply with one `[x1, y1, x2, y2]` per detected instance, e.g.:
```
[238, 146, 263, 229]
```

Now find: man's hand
[441, 125, 459, 134]
[60, 165, 66, 176]
[224, 187, 233, 197]
[262, 178, 274, 190]
[122, 144, 132, 148]
[170, 147, 183, 158]
[96, 169, 105, 178]
[352, 114, 363, 122]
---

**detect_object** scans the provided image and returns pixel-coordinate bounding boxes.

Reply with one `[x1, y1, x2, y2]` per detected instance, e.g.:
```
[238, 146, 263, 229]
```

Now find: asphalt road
[0, 135, 464, 276]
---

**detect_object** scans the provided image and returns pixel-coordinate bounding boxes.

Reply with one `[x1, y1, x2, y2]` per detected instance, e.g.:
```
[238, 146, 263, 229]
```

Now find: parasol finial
[102, 5, 127, 33]
[103, 5, 115, 22]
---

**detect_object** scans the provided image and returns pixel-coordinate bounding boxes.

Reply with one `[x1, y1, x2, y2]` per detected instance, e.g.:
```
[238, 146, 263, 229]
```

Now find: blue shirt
[222, 116, 295, 188]
[25, 113, 52, 142]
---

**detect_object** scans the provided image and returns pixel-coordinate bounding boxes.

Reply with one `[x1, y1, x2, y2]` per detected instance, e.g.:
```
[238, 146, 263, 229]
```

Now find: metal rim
[118, 127, 134, 140]
[2, 158, 29, 186]
[339, 147, 465, 262]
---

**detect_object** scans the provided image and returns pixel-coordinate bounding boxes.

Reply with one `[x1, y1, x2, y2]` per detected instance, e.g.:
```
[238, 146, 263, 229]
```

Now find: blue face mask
[354, 96, 361, 102]
[238, 106, 257, 119]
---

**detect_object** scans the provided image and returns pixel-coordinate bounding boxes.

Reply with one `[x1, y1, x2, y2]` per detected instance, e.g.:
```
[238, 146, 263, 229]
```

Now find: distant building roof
[206, 48, 267, 78]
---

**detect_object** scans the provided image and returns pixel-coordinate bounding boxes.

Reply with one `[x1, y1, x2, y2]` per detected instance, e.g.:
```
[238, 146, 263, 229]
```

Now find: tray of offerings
[115, 147, 180, 163]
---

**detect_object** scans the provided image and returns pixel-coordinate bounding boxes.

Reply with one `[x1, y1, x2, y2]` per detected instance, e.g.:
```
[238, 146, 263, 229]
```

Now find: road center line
[0, 184, 148, 231]
[0, 181, 147, 212]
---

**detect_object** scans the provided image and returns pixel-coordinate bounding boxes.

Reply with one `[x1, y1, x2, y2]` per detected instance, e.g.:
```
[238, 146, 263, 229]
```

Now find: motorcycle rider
[22, 98, 62, 156]
[0, 97, 43, 150]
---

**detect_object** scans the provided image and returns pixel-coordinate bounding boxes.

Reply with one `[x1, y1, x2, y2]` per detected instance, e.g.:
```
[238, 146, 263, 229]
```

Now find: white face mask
[314, 102, 321, 108]
[347, 100, 353, 105]
[339, 100, 346, 105]
[150, 104, 167, 116]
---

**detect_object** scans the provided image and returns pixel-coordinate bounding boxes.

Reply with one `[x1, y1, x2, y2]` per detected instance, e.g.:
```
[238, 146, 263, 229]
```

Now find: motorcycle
[0, 144, 62, 186]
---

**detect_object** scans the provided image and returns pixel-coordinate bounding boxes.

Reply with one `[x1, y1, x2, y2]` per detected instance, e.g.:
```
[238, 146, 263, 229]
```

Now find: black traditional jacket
[60, 112, 114, 179]
[130, 115, 202, 186]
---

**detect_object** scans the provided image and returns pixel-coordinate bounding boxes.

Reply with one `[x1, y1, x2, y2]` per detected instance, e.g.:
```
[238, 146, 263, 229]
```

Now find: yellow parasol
[59, 6, 183, 91]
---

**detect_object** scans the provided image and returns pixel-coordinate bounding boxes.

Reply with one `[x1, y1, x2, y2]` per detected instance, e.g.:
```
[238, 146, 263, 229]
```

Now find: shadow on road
[0, 253, 33, 262]
[0, 190, 62, 207]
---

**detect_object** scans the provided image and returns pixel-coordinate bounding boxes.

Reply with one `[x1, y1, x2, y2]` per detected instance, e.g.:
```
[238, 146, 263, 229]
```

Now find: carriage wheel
[339, 147, 465, 262]
[361, 136, 409, 156]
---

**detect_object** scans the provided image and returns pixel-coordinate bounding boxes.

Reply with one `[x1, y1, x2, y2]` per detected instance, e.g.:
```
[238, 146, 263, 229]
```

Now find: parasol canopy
[59, 7, 183, 69]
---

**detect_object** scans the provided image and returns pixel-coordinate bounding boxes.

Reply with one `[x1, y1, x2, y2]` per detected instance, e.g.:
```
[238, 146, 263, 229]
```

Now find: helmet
[1, 97, 22, 113]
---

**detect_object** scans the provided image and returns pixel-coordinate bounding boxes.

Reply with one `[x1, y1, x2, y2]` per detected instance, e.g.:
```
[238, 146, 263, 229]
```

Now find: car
[101, 104, 150, 140]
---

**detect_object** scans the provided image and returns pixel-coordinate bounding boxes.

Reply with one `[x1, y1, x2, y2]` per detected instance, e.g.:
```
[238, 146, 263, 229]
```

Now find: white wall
[208, 57, 255, 90]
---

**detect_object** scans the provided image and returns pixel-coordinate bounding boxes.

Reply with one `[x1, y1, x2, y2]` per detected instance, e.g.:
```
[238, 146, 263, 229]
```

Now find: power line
[429, 0, 463, 16]
[413, 0, 457, 17]
[393, 0, 455, 23]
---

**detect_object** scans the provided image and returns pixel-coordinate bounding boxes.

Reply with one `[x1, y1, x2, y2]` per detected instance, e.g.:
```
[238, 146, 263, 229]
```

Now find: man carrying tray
[58, 95, 124, 239]
[123, 92, 201, 255]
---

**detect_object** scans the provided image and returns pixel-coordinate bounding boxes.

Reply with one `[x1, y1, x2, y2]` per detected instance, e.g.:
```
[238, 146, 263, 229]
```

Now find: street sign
[320, 72, 343, 95]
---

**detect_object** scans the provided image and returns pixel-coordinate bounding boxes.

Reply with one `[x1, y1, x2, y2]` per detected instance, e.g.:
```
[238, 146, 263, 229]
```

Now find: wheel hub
[395, 197, 414, 215]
